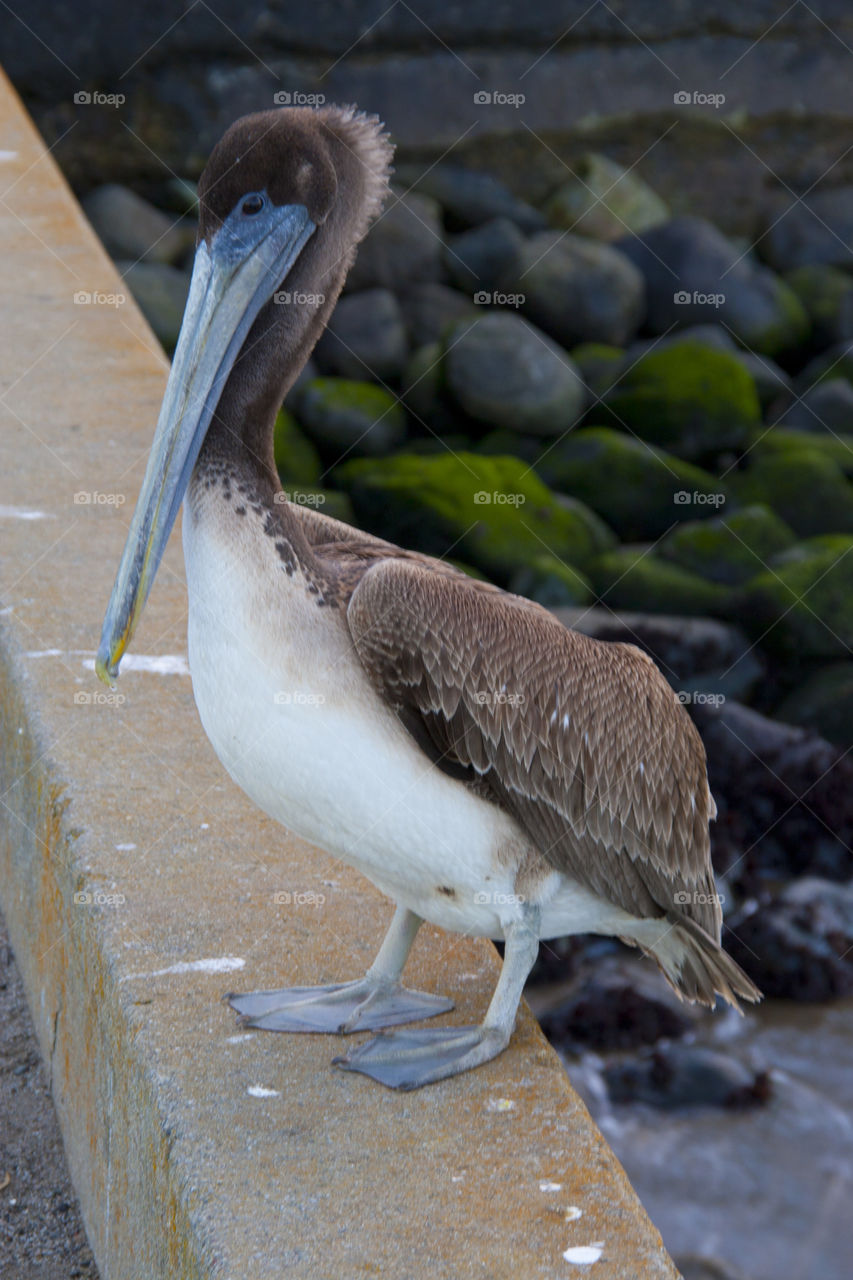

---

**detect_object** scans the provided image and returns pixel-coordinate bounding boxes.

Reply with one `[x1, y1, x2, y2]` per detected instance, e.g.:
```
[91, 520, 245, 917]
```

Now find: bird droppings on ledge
[486, 1097, 516, 1112]
[540, 1180, 563, 1192]
[82, 653, 189, 675]
[247, 1085, 280, 1098]
[563, 1242, 604, 1265]
[226, 1033, 255, 1044]
[125, 957, 246, 980]
[0, 504, 52, 519]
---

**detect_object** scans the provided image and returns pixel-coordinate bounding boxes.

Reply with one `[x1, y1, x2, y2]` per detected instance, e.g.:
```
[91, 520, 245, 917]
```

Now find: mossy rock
[280, 487, 354, 525]
[475, 429, 545, 465]
[775, 662, 853, 748]
[588, 548, 731, 616]
[536, 426, 731, 540]
[600, 341, 761, 461]
[731, 449, 853, 537]
[659, 504, 797, 586]
[748, 427, 853, 477]
[739, 539, 853, 659]
[334, 451, 615, 583]
[509, 556, 593, 607]
[544, 152, 669, 241]
[273, 408, 322, 486]
[784, 264, 853, 346]
[570, 342, 625, 398]
[296, 377, 407, 460]
[768, 533, 853, 568]
[796, 340, 853, 393]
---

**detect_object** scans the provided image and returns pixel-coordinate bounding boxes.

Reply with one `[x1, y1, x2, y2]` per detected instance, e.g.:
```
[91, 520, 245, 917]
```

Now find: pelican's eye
[240, 193, 265, 216]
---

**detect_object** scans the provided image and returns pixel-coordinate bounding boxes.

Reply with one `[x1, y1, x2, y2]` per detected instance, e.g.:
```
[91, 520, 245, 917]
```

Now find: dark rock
[569, 342, 625, 399]
[443, 312, 586, 436]
[314, 288, 408, 380]
[659, 505, 797, 586]
[295, 378, 407, 461]
[675, 1255, 754, 1280]
[775, 662, 853, 750]
[589, 549, 731, 617]
[604, 1044, 771, 1109]
[444, 217, 525, 295]
[760, 186, 853, 271]
[748, 426, 853, 478]
[544, 152, 669, 241]
[504, 231, 645, 348]
[796, 339, 853, 394]
[772, 379, 853, 435]
[625, 324, 738, 360]
[397, 282, 477, 348]
[346, 191, 443, 292]
[508, 555, 593, 608]
[115, 260, 190, 352]
[398, 162, 545, 233]
[616, 216, 809, 357]
[736, 351, 792, 407]
[83, 184, 195, 265]
[784, 264, 853, 346]
[731, 449, 853, 538]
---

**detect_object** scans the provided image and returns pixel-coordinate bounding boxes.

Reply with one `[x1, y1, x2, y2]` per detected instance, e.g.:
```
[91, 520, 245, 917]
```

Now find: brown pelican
[97, 105, 760, 1090]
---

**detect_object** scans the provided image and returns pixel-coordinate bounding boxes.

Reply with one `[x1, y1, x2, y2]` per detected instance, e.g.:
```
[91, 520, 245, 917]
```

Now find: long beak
[96, 200, 315, 684]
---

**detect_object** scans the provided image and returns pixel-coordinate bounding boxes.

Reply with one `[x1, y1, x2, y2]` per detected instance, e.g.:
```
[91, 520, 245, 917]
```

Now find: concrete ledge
[0, 68, 677, 1279]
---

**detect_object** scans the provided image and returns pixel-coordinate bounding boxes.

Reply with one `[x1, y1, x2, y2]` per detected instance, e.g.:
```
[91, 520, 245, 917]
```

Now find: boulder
[796, 339, 853, 393]
[444, 217, 525, 294]
[544, 152, 669, 242]
[775, 663, 853, 749]
[588, 549, 731, 617]
[508, 556, 593, 608]
[739, 536, 853, 660]
[604, 1045, 771, 1109]
[616, 215, 809, 357]
[772, 379, 853, 435]
[760, 186, 853, 271]
[398, 282, 478, 348]
[295, 378, 407, 461]
[748, 426, 853, 477]
[314, 288, 408, 380]
[659, 504, 797, 586]
[116, 260, 190, 352]
[346, 191, 444, 292]
[83, 184, 195, 265]
[731, 449, 853, 537]
[784, 264, 853, 346]
[398, 162, 545, 233]
[569, 342, 625, 399]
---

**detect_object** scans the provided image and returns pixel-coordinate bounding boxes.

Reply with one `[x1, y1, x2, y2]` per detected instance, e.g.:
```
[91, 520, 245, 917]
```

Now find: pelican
[97, 105, 760, 1090]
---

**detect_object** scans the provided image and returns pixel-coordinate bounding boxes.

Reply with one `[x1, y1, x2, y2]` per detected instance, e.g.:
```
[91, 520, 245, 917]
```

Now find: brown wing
[346, 558, 721, 937]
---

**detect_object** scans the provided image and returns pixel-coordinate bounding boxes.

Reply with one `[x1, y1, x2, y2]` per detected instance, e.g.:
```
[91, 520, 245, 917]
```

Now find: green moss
[731, 449, 853, 537]
[569, 342, 625, 398]
[509, 556, 593, 607]
[536, 426, 731, 540]
[747, 426, 853, 476]
[589, 548, 732, 616]
[600, 341, 761, 460]
[659, 504, 797, 586]
[748, 279, 810, 359]
[296, 377, 407, 458]
[334, 451, 616, 583]
[273, 408, 322, 486]
[784, 264, 853, 344]
[739, 539, 853, 659]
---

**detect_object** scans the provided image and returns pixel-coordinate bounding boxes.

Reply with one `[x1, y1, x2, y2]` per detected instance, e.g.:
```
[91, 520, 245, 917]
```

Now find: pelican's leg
[334, 905, 541, 1090]
[226, 905, 453, 1034]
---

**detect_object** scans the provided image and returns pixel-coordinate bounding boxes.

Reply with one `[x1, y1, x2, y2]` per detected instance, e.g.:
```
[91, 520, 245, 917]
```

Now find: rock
[398, 163, 545, 233]
[397, 282, 477, 348]
[659, 505, 797, 586]
[444, 217, 525, 295]
[569, 342, 625, 399]
[116, 260, 190, 352]
[760, 186, 853, 271]
[346, 191, 444, 292]
[534, 956, 693, 1052]
[536, 427, 730, 541]
[508, 556, 593, 608]
[334, 451, 616, 584]
[775, 663, 853, 749]
[314, 288, 408, 380]
[772, 378, 853, 435]
[731, 449, 853, 537]
[616, 216, 810, 357]
[796, 338, 853, 393]
[161, 176, 199, 216]
[295, 378, 407, 461]
[736, 351, 792, 407]
[740, 535, 853, 659]
[272, 408, 322, 486]
[748, 426, 853, 476]
[545, 153, 669, 241]
[588, 549, 731, 617]
[504, 232, 645, 348]
[83, 184, 195, 266]
[280, 487, 354, 525]
[725, 880, 853, 1001]
[443, 312, 586, 436]
[626, 324, 738, 360]
[476, 429, 545, 466]
[675, 1255, 754, 1280]
[691, 699, 853, 886]
[600, 341, 761, 462]
[604, 1045, 771, 1109]
[784, 264, 853, 346]
[400, 342, 447, 426]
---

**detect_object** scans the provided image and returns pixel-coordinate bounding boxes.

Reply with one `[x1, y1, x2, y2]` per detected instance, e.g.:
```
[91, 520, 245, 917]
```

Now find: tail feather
[629, 913, 762, 1011]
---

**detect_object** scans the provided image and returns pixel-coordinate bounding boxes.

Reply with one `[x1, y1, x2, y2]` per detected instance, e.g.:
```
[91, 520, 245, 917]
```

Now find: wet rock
[604, 1045, 771, 1109]
[616, 216, 809, 357]
[508, 555, 593, 608]
[314, 288, 408, 380]
[536, 427, 730, 541]
[443, 312, 586, 436]
[544, 152, 669, 241]
[725, 880, 853, 1001]
[398, 163, 545, 233]
[504, 232, 645, 348]
[659, 505, 797, 587]
[444, 217, 525, 295]
[116, 260, 190, 352]
[772, 379, 853, 435]
[272, 409, 322, 487]
[334, 451, 615, 584]
[785, 264, 853, 346]
[731, 449, 853, 537]
[346, 191, 444, 292]
[397, 282, 477, 348]
[83, 184, 195, 265]
[295, 378, 407, 462]
[589, 549, 731, 617]
[569, 342, 625, 399]
[760, 186, 853, 271]
[600, 341, 761, 462]
[775, 663, 853, 750]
